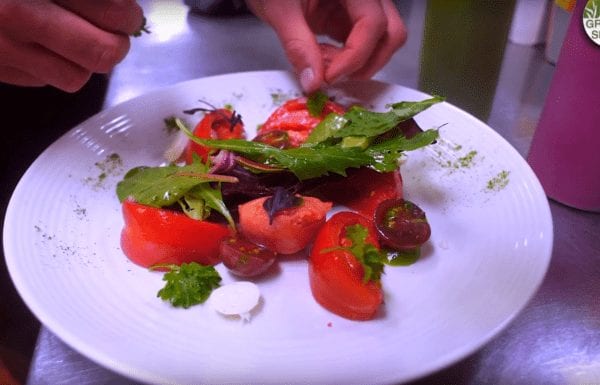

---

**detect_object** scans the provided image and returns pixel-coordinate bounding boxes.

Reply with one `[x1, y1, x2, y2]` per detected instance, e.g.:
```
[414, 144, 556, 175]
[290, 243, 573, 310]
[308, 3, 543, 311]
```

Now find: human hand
[246, 0, 407, 93]
[0, 0, 144, 92]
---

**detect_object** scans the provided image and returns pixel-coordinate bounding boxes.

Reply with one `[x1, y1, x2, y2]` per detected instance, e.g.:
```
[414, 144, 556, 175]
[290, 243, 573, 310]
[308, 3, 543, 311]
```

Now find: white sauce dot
[210, 281, 261, 322]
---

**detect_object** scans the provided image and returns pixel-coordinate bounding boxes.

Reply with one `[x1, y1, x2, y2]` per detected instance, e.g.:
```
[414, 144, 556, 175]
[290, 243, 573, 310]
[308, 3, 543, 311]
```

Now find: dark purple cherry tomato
[220, 235, 277, 277]
[374, 198, 431, 250]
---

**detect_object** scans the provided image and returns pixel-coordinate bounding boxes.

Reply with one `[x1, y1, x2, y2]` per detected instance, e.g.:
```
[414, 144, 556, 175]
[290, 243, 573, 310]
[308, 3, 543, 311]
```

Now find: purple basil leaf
[263, 187, 302, 224]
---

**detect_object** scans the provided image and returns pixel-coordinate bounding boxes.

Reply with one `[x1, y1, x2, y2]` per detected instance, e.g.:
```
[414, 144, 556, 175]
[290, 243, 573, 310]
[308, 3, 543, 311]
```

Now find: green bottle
[419, 0, 516, 121]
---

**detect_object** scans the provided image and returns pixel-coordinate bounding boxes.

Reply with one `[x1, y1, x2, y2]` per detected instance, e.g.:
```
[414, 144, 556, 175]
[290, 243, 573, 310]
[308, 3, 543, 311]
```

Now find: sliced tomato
[184, 108, 245, 163]
[258, 97, 345, 147]
[311, 167, 403, 218]
[309, 211, 384, 321]
[238, 195, 332, 254]
[120, 199, 230, 267]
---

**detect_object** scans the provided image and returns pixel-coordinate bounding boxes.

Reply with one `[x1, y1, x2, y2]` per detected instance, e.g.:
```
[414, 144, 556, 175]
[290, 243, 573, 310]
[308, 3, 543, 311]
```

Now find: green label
[583, 0, 600, 45]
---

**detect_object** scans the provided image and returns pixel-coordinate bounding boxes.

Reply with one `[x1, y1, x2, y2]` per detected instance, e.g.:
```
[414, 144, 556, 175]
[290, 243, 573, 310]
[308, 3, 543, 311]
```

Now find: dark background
[0, 75, 108, 383]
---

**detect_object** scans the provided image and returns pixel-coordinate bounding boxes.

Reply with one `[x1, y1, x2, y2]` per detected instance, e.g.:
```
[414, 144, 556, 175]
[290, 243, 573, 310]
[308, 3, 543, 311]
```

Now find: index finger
[351, 0, 407, 79]
[53, 0, 144, 35]
[324, 0, 387, 83]
[247, 0, 325, 93]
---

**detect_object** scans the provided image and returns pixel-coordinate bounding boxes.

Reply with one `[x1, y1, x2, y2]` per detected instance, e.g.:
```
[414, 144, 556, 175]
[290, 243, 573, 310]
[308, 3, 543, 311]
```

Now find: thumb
[247, 1, 323, 93]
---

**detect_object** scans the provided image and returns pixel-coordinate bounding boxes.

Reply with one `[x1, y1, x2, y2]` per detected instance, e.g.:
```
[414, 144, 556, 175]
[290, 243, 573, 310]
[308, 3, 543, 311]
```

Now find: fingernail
[299, 67, 315, 93]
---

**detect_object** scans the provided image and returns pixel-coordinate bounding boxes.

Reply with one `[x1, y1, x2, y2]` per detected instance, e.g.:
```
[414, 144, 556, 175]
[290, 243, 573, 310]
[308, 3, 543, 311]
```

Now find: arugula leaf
[178, 121, 373, 179]
[366, 129, 440, 172]
[342, 224, 388, 283]
[277, 145, 374, 179]
[306, 91, 329, 116]
[116, 160, 236, 207]
[387, 96, 445, 117]
[178, 120, 436, 180]
[369, 128, 439, 152]
[188, 183, 235, 228]
[304, 113, 348, 144]
[306, 95, 444, 144]
[182, 130, 438, 179]
[175, 95, 441, 181]
[336, 106, 404, 138]
[151, 262, 221, 309]
[179, 194, 208, 220]
[220, 139, 374, 179]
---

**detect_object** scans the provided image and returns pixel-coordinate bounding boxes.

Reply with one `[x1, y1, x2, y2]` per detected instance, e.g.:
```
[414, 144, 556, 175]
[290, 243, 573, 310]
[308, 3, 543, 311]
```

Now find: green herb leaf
[175, 95, 440, 181]
[342, 224, 388, 283]
[188, 183, 235, 229]
[116, 160, 236, 207]
[336, 106, 404, 138]
[178, 120, 372, 180]
[278, 145, 374, 179]
[178, 194, 208, 220]
[306, 95, 444, 144]
[387, 96, 445, 118]
[178, 119, 437, 179]
[304, 113, 349, 144]
[132, 16, 151, 37]
[151, 262, 221, 308]
[328, 224, 422, 282]
[180, 129, 437, 180]
[366, 129, 439, 172]
[306, 91, 329, 117]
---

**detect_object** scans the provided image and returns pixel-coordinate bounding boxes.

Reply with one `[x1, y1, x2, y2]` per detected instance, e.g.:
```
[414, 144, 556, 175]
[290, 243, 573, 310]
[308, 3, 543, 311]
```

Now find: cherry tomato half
[309, 211, 383, 321]
[120, 199, 230, 267]
[374, 198, 431, 250]
[220, 235, 277, 277]
[184, 108, 245, 163]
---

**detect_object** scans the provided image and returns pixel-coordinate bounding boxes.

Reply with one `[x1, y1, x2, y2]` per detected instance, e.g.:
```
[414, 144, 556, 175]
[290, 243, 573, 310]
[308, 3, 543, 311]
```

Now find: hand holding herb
[245, 0, 407, 93]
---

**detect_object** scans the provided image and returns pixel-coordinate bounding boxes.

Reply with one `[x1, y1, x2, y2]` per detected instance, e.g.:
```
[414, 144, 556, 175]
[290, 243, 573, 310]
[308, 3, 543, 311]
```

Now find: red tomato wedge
[120, 199, 230, 267]
[184, 108, 245, 163]
[238, 195, 332, 255]
[309, 211, 384, 320]
[258, 97, 345, 147]
[312, 167, 403, 218]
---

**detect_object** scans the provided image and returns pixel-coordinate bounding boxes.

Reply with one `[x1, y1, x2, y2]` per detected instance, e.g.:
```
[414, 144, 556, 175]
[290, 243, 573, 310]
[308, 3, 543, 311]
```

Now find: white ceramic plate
[4, 70, 553, 385]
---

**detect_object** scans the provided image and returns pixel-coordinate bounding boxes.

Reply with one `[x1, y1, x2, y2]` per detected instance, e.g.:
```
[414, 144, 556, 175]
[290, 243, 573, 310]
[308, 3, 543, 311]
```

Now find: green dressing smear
[486, 170, 510, 191]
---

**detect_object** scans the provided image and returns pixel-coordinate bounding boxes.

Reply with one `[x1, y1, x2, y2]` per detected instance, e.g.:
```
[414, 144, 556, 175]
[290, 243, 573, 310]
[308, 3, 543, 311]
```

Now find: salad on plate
[115, 91, 443, 321]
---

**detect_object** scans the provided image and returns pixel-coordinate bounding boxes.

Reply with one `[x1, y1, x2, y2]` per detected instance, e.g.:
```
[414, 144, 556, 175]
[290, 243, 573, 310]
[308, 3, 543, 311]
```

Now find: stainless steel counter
[26, 1, 600, 384]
